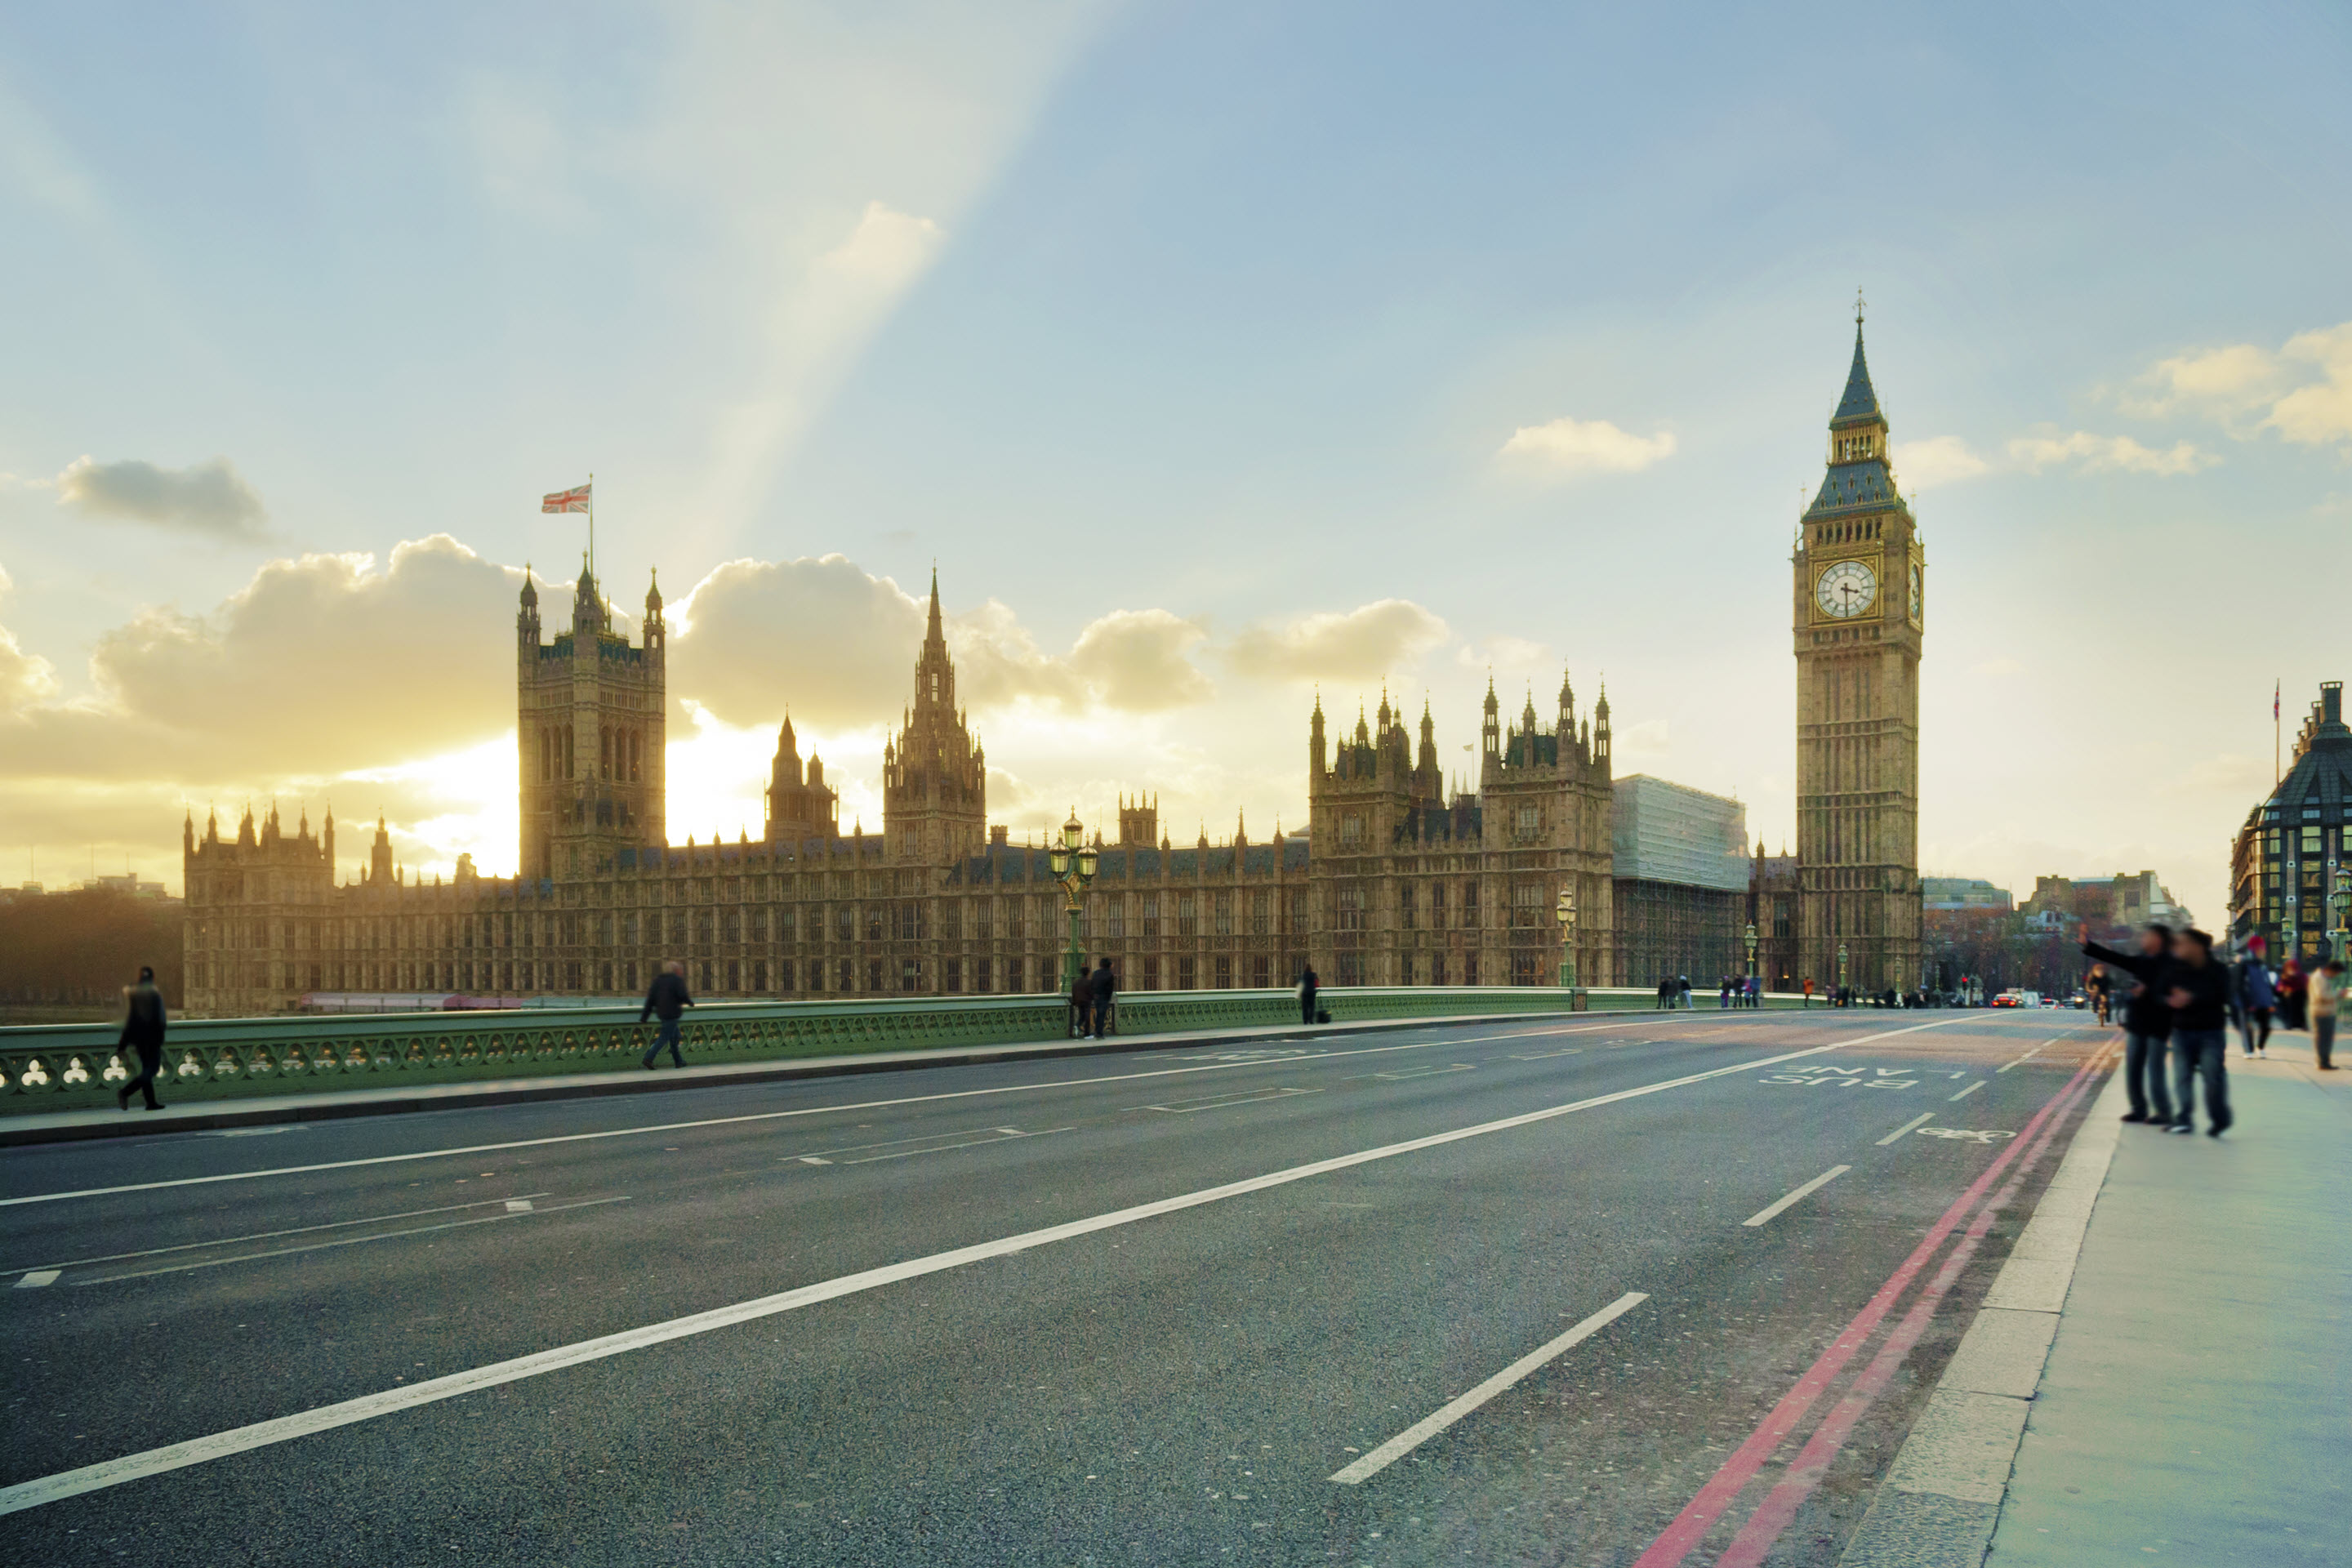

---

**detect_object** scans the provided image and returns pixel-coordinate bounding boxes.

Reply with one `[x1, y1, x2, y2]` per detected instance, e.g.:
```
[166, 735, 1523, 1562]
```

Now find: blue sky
[2, 1, 2347, 926]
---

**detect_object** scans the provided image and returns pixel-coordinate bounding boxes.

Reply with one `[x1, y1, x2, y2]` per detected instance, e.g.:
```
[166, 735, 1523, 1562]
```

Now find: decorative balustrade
[0, 986, 1799, 1112]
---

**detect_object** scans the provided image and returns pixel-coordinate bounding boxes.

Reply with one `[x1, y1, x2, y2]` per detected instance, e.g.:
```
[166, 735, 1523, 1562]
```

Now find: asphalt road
[0, 1006, 2106, 1566]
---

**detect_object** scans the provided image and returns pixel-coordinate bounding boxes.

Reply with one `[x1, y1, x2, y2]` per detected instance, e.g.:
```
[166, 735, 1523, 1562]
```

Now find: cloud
[815, 199, 944, 293]
[2120, 343, 2285, 421]
[0, 566, 60, 710]
[1971, 657, 2025, 678]
[1226, 600, 1450, 683]
[668, 554, 927, 730]
[0, 534, 520, 785]
[2115, 321, 2352, 447]
[669, 557, 1215, 725]
[2268, 322, 2352, 446]
[1068, 610, 1214, 712]
[701, 200, 951, 532]
[2006, 430, 2216, 477]
[55, 455, 270, 540]
[1891, 435, 1988, 491]
[1615, 719, 1670, 765]
[1496, 416, 1676, 477]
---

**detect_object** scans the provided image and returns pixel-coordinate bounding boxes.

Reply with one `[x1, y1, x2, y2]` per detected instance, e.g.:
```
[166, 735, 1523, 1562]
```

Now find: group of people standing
[1649, 973, 1762, 1009]
[2081, 924, 2344, 1138]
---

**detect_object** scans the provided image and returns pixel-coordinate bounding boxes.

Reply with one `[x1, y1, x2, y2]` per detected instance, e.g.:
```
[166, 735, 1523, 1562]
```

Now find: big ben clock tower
[1793, 305, 1924, 994]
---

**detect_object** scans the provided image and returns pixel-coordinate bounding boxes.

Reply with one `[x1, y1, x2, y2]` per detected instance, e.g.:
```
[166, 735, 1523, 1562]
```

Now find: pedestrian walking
[1718, 976, 1732, 1009]
[2276, 958, 2308, 1032]
[2081, 924, 2175, 1126]
[1088, 956, 1116, 1040]
[1298, 964, 1320, 1026]
[2232, 938, 2275, 1058]
[1656, 976, 1672, 1010]
[2311, 959, 2341, 1071]
[1676, 974, 1692, 1011]
[1068, 965, 1092, 1038]
[638, 960, 693, 1068]
[114, 965, 169, 1112]
[2163, 928, 2233, 1137]
[1802, 977, 1815, 1009]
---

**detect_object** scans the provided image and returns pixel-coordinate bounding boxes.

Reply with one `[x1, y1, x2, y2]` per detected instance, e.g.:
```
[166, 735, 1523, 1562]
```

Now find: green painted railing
[0, 986, 1807, 1111]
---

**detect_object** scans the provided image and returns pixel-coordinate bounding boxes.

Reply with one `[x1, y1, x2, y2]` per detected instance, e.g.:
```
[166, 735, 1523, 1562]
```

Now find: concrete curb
[0, 1008, 1605, 1147]
[1838, 1066, 2128, 1566]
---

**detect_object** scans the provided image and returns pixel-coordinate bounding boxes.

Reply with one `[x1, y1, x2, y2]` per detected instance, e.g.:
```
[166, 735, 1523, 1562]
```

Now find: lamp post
[2331, 866, 2351, 966]
[1554, 885, 1579, 991]
[1047, 809, 1099, 996]
[1744, 920, 1758, 989]
[1837, 941, 1850, 1006]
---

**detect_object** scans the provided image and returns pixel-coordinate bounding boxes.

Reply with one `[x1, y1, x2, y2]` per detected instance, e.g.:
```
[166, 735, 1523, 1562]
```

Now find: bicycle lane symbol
[1757, 1066, 1919, 1089]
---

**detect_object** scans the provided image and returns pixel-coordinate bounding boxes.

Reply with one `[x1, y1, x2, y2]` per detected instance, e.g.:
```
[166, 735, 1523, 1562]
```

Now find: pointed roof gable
[1831, 324, 1883, 428]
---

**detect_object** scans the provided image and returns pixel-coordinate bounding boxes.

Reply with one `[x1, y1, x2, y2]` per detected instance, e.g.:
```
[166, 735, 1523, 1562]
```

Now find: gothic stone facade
[183, 569, 1623, 1017]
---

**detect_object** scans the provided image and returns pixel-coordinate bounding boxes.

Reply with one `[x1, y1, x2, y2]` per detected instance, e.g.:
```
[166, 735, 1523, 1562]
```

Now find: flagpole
[588, 470, 595, 581]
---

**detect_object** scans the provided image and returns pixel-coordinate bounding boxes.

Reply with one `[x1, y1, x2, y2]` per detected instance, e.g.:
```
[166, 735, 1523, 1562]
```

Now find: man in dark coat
[2081, 924, 2176, 1125]
[1088, 957, 1116, 1040]
[2163, 929, 2234, 1137]
[1298, 964, 1319, 1026]
[639, 960, 693, 1069]
[115, 965, 168, 1111]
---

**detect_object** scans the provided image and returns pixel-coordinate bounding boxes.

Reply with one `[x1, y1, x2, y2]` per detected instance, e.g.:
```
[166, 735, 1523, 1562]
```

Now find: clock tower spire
[1793, 303, 1924, 996]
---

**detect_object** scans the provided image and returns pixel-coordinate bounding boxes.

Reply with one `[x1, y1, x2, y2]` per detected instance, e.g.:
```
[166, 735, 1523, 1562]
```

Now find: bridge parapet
[0, 987, 1806, 1111]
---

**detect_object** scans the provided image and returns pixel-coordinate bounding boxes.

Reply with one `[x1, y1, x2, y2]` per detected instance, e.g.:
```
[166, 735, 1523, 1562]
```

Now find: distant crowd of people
[2081, 923, 2341, 1138]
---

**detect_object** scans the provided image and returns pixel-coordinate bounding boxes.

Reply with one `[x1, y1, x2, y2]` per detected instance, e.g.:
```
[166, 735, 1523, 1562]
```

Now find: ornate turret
[571, 555, 606, 636]
[882, 567, 986, 862]
[1310, 691, 1328, 777]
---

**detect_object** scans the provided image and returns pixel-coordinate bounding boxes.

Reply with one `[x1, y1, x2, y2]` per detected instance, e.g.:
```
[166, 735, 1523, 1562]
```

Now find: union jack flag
[541, 483, 590, 514]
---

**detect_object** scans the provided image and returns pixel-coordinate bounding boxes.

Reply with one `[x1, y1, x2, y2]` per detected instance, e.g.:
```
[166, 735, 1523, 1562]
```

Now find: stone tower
[517, 559, 666, 881]
[764, 715, 840, 847]
[882, 570, 987, 863]
[1793, 311, 1925, 992]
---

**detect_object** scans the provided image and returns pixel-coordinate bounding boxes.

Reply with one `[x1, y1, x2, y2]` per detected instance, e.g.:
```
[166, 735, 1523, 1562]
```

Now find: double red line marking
[1633, 1045, 2111, 1568]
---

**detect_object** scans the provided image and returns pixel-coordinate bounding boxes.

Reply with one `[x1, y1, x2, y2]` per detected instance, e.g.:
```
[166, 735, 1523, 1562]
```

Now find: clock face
[1815, 559, 1878, 620]
[1909, 563, 1922, 622]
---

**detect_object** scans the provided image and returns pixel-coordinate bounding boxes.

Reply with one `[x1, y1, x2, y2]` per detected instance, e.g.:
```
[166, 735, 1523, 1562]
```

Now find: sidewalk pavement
[1843, 1037, 2351, 1566]
[0, 1006, 1592, 1148]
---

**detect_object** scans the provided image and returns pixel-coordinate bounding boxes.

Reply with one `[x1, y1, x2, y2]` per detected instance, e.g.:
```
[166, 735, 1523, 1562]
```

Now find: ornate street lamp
[1744, 920, 1758, 985]
[2331, 865, 2351, 966]
[1554, 885, 1579, 991]
[1837, 941, 1850, 1005]
[1048, 809, 1099, 995]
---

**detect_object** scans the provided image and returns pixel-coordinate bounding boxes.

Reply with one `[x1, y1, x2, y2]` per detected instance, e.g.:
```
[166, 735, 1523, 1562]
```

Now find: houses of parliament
[180, 321, 1926, 1016]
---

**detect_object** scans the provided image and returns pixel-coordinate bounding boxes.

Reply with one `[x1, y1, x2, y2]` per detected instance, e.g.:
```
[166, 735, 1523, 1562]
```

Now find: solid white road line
[1742, 1165, 1852, 1227]
[15, 1270, 60, 1288]
[0, 1013, 1746, 1209]
[0, 1018, 1971, 1517]
[1140, 1088, 1321, 1114]
[1949, 1080, 1986, 1102]
[83, 1198, 629, 1285]
[1995, 1036, 2068, 1073]
[503, 1199, 533, 1213]
[1875, 1113, 1935, 1147]
[2, 1193, 555, 1276]
[1330, 1293, 1648, 1484]
[838, 1129, 1071, 1166]
[1508, 1047, 1588, 1060]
